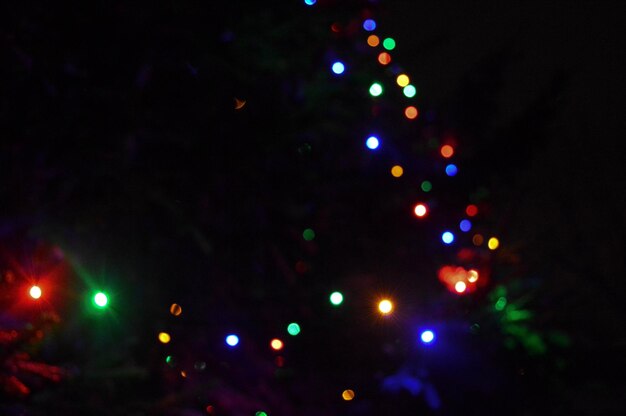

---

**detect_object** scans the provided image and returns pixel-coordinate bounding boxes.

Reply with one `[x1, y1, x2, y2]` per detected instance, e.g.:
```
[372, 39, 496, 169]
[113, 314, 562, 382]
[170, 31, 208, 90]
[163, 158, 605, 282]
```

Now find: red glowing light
[378, 52, 391, 65]
[466, 205, 478, 217]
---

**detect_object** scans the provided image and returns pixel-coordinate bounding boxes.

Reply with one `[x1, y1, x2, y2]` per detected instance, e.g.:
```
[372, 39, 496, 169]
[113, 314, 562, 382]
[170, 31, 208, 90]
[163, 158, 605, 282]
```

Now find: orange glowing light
[270, 338, 284, 351]
[378, 299, 393, 314]
[377, 52, 391, 65]
[414, 203, 428, 218]
[367, 35, 380, 47]
[180, 370, 187, 378]
[466, 204, 478, 217]
[468, 269, 479, 283]
[455, 281, 467, 293]
[472, 234, 484, 246]
[234, 98, 246, 110]
[342, 389, 356, 401]
[404, 106, 418, 120]
[29, 285, 42, 299]
[440, 145, 454, 158]
[391, 165, 404, 177]
[170, 303, 182, 316]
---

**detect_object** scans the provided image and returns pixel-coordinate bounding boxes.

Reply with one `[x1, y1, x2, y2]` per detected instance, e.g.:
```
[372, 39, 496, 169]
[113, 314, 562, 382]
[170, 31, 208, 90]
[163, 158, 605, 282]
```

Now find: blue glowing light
[441, 231, 455, 244]
[332, 61, 345, 74]
[420, 330, 435, 344]
[460, 219, 472, 232]
[366, 136, 380, 150]
[225, 334, 239, 347]
[363, 19, 376, 31]
[445, 164, 458, 176]
[304, 0, 317, 5]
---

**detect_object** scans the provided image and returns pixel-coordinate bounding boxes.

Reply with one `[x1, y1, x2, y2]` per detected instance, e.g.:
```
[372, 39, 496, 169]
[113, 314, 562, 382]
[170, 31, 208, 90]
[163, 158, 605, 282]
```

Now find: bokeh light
[93, 292, 108, 308]
[459, 219, 472, 232]
[366, 136, 380, 149]
[378, 299, 393, 314]
[330, 291, 344, 306]
[377, 52, 391, 65]
[442, 231, 455, 244]
[287, 322, 301, 336]
[468, 269, 479, 283]
[466, 204, 478, 217]
[472, 234, 484, 246]
[367, 34, 380, 47]
[488, 237, 500, 250]
[304, 0, 316, 5]
[455, 281, 467, 293]
[331, 61, 345, 75]
[29, 285, 42, 299]
[413, 203, 428, 218]
[158, 332, 171, 344]
[270, 338, 284, 351]
[303, 228, 316, 241]
[420, 330, 435, 344]
[403, 85, 416, 98]
[170, 303, 182, 316]
[369, 83, 383, 96]
[255, 412, 268, 416]
[421, 180, 432, 192]
[495, 297, 507, 311]
[396, 74, 410, 87]
[382, 37, 396, 50]
[391, 165, 404, 177]
[363, 19, 376, 31]
[342, 389, 356, 401]
[440, 145, 454, 158]
[445, 164, 458, 176]
[225, 334, 239, 347]
[404, 106, 418, 119]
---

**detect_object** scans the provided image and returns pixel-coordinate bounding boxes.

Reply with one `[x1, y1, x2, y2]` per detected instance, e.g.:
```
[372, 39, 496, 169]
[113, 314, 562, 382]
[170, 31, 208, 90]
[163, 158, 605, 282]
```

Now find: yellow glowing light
[170, 303, 182, 316]
[488, 237, 500, 250]
[396, 74, 410, 87]
[414, 203, 428, 218]
[404, 106, 418, 120]
[367, 35, 380, 47]
[468, 269, 479, 283]
[440, 145, 454, 158]
[378, 299, 393, 314]
[270, 338, 284, 351]
[455, 281, 467, 293]
[158, 332, 171, 344]
[472, 234, 484, 246]
[342, 389, 356, 401]
[377, 52, 391, 65]
[29, 285, 42, 299]
[391, 165, 404, 178]
[234, 98, 246, 110]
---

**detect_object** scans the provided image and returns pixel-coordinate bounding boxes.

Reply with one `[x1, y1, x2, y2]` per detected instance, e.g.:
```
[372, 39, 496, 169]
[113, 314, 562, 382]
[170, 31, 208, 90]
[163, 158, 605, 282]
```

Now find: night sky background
[2, 1, 625, 415]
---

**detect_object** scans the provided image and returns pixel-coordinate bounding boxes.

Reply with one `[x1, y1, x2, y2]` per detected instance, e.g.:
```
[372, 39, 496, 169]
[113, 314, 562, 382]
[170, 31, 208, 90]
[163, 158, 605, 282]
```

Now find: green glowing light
[494, 296, 507, 311]
[303, 228, 316, 241]
[420, 180, 432, 192]
[287, 322, 301, 336]
[93, 291, 108, 308]
[255, 412, 268, 416]
[369, 82, 383, 97]
[403, 84, 416, 98]
[330, 291, 344, 306]
[382, 37, 396, 50]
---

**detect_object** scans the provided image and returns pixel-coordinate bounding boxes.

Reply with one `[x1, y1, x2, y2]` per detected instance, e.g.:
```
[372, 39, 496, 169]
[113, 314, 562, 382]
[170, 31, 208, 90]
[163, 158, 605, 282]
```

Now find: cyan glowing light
[94, 292, 108, 308]
[287, 322, 301, 336]
[445, 164, 458, 176]
[304, 0, 316, 5]
[403, 85, 416, 98]
[225, 334, 239, 347]
[332, 61, 345, 74]
[441, 231, 455, 244]
[330, 291, 344, 305]
[382, 37, 396, 50]
[369, 82, 383, 97]
[366, 136, 380, 150]
[460, 219, 472, 232]
[363, 19, 376, 31]
[420, 330, 435, 344]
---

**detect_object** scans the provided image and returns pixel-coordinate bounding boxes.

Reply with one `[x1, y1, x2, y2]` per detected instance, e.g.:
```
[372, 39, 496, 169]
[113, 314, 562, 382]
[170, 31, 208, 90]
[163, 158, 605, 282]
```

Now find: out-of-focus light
[166, 355, 175, 366]
[420, 330, 435, 344]
[369, 82, 383, 96]
[363, 19, 376, 31]
[377, 52, 391, 65]
[29, 285, 42, 299]
[367, 35, 380, 47]
[455, 281, 467, 293]
[366, 136, 380, 149]
[488, 237, 500, 250]
[304, 0, 316, 5]
[331, 23, 341, 33]
[287, 322, 301, 336]
[495, 297, 507, 311]
[225, 334, 239, 347]
[342, 389, 356, 401]
[378, 299, 393, 314]
[442, 231, 455, 244]
[234, 98, 246, 110]
[460, 219, 472, 232]
[330, 291, 344, 306]
[468, 269, 479, 283]
[93, 292, 108, 308]
[303, 228, 316, 241]
[382, 37, 396, 50]
[158, 332, 171, 344]
[255, 412, 268, 416]
[170, 303, 182, 316]
[270, 338, 284, 351]
[466, 204, 478, 217]
[414, 203, 428, 218]
[332, 61, 345, 74]
[404, 106, 418, 119]
[180, 370, 187, 378]
[472, 234, 484, 246]
[206, 405, 215, 414]
[421, 181, 432, 192]
[403, 84, 416, 98]
[440, 145, 454, 158]
[391, 165, 404, 177]
[396, 74, 410, 87]
[445, 164, 458, 176]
